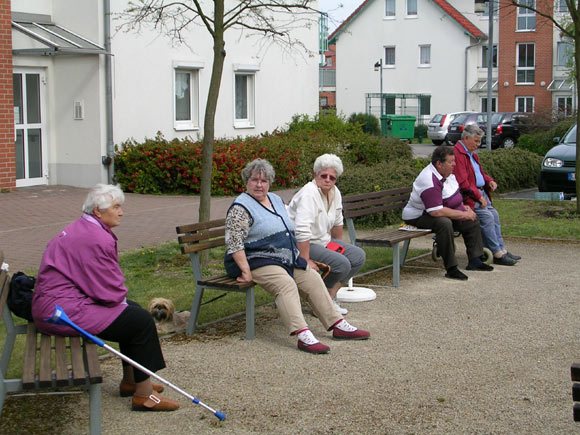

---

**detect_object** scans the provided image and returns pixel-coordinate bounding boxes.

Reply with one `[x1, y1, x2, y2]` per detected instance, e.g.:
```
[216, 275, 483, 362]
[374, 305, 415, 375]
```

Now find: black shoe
[445, 268, 468, 281]
[506, 252, 521, 261]
[493, 254, 517, 266]
[466, 258, 494, 271]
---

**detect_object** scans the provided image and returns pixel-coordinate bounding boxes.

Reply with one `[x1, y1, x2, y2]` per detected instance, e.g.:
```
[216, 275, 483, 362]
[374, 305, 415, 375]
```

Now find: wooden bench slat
[181, 238, 226, 254]
[84, 341, 103, 384]
[344, 202, 408, 219]
[54, 336, 69, 387]
[0, 269, 10, 315]
[22, 323, 38, 389]
[69, 336, 86, 386]
[176, 218, 226, 234]
[341, 187, 411, 203]
[38, 334, 53, 388]
[342, 192, 410, 209]
[177, 227, 225, 244]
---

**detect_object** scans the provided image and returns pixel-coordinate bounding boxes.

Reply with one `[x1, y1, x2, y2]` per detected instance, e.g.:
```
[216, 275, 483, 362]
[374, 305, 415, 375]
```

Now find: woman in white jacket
[287, 154, 366, 315]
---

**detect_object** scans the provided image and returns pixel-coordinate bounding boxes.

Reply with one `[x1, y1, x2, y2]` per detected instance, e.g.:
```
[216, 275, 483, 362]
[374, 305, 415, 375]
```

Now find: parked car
[538, 123, 577, 194]
[446, 112, 487, 145]
[427, 112, 475, 145]
[485, 112, 531, 149]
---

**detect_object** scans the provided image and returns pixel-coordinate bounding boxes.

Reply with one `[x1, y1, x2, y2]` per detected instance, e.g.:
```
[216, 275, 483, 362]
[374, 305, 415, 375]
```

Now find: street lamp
[475, 0, 494, 151]
[375, 59, 383, 118]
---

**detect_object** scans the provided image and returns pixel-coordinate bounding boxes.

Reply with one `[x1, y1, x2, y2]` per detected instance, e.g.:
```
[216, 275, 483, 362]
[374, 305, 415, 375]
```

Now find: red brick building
[319, 44, 336, 110]
[498, 0, 573, 115]
[0, 0, 14, 191]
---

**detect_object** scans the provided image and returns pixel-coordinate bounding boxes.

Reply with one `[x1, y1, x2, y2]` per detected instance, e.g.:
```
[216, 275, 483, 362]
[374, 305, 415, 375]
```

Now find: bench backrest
[0, 252, 9, 322]
[342, 187, 412, 219]
[176, 218, 227, 255]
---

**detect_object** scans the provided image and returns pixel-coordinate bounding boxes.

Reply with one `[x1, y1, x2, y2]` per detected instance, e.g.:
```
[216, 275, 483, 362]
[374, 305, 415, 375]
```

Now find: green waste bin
[381, 115, 416, 140]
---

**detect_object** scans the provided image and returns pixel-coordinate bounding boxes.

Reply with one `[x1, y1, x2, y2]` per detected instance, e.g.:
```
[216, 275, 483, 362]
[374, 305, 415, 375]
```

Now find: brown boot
[119, 380, 165, 397]
[132, 392, 180, 412]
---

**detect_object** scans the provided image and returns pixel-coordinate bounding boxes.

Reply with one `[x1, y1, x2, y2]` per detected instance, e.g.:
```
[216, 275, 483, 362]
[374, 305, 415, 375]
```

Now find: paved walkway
[0, 185, 297, 272]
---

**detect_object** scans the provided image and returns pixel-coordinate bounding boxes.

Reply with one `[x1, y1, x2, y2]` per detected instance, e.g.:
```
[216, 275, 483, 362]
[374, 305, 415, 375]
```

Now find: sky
[319, 0, 362, 32]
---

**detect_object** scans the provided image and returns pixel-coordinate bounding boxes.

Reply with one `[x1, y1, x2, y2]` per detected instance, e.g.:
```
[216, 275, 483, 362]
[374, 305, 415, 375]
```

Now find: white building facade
[330, 0, 498, 123]
[11, 0, 319, 188]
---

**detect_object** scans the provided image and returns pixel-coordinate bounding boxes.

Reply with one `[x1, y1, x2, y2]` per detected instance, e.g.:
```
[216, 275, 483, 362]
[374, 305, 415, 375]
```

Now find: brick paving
[0, 185, 297, 272]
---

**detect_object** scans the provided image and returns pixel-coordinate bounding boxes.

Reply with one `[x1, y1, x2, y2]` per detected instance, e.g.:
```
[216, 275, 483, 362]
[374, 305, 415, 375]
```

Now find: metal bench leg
[400, 240, 411, 267]
[245, 287, 255, 340]
[187, 286, 204, 335]
[89, 383, 101, 435]
[392, 242, 400, 288]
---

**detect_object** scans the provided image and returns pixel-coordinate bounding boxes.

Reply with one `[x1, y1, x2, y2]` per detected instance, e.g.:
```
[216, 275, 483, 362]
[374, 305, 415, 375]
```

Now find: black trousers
[98, 300, 165, 383]
[406, 214, 484, 270]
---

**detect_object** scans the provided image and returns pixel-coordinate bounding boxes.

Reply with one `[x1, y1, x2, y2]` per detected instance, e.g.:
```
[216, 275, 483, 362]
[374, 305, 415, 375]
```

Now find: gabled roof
[329, 0, 486, 43]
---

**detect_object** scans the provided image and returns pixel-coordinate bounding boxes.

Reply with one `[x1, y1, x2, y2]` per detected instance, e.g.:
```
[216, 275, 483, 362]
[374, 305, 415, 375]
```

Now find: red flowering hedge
[115, 133, 305, 195]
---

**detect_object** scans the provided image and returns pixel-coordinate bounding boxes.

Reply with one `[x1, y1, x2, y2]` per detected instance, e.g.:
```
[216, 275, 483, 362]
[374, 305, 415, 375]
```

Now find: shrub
[347, 112, 381, 136]
[517, 118, 575, 156]
[414, 124, 428, 140]
[478, 148, 543, 193]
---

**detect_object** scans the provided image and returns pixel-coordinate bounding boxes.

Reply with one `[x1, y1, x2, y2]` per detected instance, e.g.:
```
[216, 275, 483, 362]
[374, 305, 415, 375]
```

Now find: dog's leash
[200, 293, 228, 306]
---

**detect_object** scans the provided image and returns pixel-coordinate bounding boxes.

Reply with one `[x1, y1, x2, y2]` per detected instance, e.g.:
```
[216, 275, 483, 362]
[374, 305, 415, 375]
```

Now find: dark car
[446, 112, 487, 144]
[538, 123, 576, 194]
[485, 112, 530, 149]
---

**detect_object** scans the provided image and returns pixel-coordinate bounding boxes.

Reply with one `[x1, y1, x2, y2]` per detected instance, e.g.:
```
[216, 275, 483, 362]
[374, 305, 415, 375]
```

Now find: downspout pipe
[464, 38, 484, 111]
[104, 0, 114, 183]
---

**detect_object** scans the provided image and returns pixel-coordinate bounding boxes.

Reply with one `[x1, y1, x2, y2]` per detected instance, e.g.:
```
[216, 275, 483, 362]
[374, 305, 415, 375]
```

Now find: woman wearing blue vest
[225, 159, 370, 354]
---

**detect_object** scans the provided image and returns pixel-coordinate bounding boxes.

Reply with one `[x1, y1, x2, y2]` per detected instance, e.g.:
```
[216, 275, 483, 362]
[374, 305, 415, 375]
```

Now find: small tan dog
[148, 298, 190, 335]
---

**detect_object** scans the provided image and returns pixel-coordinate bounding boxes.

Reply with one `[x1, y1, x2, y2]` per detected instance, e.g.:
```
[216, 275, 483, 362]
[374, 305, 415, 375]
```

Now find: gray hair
[313, 153, 343, 177]
[462, 123, 484, 140]
[82, 184, 125, 214]
[241, 159, 276, 184]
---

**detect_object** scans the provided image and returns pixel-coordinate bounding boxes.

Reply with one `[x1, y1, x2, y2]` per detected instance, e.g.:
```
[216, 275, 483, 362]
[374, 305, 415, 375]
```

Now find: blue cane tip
[192, 398, 199, 404]
[215, 411, 226, 421]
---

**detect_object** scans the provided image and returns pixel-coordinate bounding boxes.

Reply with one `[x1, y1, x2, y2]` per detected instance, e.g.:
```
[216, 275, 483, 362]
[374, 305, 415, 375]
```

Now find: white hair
[82, 184, 125, 214]
[313, 154, 343, 177]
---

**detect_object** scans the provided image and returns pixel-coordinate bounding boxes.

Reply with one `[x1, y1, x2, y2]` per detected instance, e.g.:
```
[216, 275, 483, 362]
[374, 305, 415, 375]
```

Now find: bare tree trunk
[199, 0, 226, 223]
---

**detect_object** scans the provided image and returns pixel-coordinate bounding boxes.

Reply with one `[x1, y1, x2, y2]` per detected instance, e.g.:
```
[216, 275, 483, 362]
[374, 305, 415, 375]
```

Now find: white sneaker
[333, 300, 348, 315]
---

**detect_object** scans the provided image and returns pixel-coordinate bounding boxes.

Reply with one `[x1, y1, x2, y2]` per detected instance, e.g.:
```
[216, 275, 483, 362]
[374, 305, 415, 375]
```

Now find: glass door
[13, 69, 47, 187]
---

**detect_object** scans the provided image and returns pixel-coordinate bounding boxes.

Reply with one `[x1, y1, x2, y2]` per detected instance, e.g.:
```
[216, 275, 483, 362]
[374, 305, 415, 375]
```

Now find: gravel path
[22, 238, 580, 434]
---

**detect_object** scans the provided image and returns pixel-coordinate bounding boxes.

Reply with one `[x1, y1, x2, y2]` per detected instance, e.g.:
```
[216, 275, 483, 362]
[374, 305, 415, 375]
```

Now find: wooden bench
[176, 219, 256, 340]
[0, 252, 102, 434]
[571, 363, 580, 421]
[342, 187, 432, 288]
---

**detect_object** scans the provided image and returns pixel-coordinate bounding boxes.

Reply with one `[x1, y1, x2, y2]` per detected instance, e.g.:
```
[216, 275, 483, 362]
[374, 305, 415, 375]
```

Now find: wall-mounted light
[474, 0, 487, 13]
[503, 81, 509, 87]
[540, 81, 546, 86]
[374, 60, 382, 71]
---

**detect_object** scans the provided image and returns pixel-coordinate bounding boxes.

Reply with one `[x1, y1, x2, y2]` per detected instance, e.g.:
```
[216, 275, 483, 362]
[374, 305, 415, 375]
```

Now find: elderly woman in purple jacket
[32, 184, 179, 412]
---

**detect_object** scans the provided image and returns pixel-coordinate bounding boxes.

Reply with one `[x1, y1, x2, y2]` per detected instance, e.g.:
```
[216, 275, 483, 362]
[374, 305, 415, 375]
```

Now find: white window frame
[516, 96, 534, 112]
[516, 43, 535, 85]
[233, 64, 259, 129]
[557, 96, 573, 116]
[384, 46, 396, 67]
[385, 0, 395, 17]
[419, 45, 431, 67]
[406, 0, 417, 17]
[173, 61, 203, 131]
[557, 41, 573, 66]
[482, 44, 498, 68]
[517, 0, 536, 31]
[480, 97, 497, 112]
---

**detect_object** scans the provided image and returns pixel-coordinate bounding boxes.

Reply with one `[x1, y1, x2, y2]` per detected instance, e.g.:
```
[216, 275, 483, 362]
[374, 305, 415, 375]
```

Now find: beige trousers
[250, 265, 342, 335]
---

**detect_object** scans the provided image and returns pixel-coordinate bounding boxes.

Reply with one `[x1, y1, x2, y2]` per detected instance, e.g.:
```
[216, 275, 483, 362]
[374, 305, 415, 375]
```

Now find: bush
[517, 118, 575, 156]
[414, 124, 428, 140]
[347, 112, 381, 136]
[478, 148, 543, 193]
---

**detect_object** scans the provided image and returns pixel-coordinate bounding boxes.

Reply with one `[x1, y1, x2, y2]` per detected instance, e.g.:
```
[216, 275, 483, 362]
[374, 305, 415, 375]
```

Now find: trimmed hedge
[477, 148, 543, 193]
[517, 119, 575, 156]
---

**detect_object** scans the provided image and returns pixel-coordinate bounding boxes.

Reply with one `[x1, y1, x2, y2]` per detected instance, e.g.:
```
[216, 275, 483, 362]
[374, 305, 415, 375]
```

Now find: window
[385, 0, 395, 17]
[558, 0, 573, 12]
[234, 70, 256, 128]
[516, 96, 534, 112]
[517, 0, 536, 30]
[557, 41, 573, 66]
[385, 46, 396, 66]
[483, 0, 499, 15]
[516, 43, 535, 84]
[320, 96, 328, 108]
[482, 44, 498, 68]
[481, 97, 497, 112]
[419, 95, 431, 116]
[174, 66, 201, 130]
[419, 45, 431, 66]
[385, 96, 396, 114]
[407, 0, 417, 16]
[325, 56, 333, 67]
[557, 96, 573, 116]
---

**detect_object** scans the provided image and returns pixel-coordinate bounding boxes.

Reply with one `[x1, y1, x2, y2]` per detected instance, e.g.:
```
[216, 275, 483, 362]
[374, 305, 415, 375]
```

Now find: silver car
[427, 111, 475, 145]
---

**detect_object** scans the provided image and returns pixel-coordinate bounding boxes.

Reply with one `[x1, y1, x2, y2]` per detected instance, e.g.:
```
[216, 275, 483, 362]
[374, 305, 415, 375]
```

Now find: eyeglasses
[319, 174, 337, 181]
